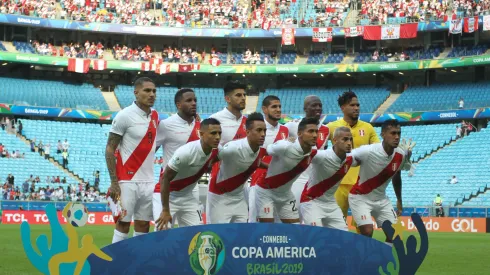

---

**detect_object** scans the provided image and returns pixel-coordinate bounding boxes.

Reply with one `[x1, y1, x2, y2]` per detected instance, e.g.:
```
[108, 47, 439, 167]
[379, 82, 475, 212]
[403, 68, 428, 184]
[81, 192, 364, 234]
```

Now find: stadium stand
[387, 83, 490, 112]
[115, 85, 225, 114]
[447, 45, 489, 58]
[386, 126, 490, 207]
[257, 87, 389, 114]
[0, 78, 108, 110]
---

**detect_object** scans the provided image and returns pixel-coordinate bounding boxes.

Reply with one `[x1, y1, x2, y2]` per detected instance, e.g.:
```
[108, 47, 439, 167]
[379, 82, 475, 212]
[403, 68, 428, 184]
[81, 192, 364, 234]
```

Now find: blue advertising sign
[20, 205, 429, 275]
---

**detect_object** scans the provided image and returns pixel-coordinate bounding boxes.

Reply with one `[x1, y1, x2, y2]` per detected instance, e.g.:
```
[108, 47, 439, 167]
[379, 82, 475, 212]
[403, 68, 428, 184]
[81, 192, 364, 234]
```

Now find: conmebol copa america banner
[21, 205, 428, 275]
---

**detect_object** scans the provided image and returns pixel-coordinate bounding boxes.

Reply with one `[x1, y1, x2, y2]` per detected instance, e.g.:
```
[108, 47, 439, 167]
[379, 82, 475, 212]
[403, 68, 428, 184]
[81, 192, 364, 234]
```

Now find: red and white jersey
[154, 114, 200, 193]
[209, 138, 266, 196]
[210, 107, 247, 146]
[349, 143, 409, 200]
[284, 120, 330, 184]
[301, 149, 357, 203]
[167, 140, 218, 203]
[257, 140, 317, 193]
[110, 102, 159, 183]
[264, 120, 289, 148]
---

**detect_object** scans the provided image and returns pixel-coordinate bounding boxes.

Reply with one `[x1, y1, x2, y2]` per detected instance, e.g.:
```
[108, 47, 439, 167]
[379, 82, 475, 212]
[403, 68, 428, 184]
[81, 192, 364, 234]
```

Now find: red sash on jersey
[154, 118, 201, 193]
[115, 110, 159, 181]
[350, 152, 403, 195]
[209, 148, 266, 195]
[169, 148, 218, 192]
[250, 125, 289, 187]
[258, 149, 317, 190]
[209, 116, 247, 184]
[316, 125, 330, 149]
[300, 156, 353, 203]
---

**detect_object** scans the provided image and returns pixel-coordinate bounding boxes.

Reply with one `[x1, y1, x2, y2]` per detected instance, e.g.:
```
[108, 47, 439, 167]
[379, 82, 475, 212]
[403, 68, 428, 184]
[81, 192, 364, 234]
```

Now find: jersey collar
[131, 101, 152, 117]
[265, 118, 280, 131]
[223, 107, 243, 122]
[174, 113, 195, 125]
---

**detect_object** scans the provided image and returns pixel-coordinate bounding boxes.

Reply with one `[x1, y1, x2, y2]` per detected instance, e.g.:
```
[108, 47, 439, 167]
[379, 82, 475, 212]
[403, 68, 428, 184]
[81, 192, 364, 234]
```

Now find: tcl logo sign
[451, 219, 479, 232]
[1, 210, 114, 225]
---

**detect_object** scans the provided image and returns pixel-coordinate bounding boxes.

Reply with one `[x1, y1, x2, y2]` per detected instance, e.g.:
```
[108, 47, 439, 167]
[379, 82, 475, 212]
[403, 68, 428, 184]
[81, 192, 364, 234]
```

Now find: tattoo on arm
[105, 133, 122, 184]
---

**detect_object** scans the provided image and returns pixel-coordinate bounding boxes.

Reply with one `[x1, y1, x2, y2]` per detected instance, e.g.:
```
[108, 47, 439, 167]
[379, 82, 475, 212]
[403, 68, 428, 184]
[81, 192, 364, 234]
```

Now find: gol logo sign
[451, 219, 480, 233]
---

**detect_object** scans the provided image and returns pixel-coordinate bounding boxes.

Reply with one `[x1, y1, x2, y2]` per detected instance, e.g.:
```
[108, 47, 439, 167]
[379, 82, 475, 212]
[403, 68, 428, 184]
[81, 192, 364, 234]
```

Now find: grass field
[0, 224, 489, 275]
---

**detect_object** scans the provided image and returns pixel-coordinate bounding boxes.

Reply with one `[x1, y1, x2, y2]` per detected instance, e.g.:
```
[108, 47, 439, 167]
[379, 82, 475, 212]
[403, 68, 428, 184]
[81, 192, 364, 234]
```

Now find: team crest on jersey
[392, 163, 398, 171]
[359, 129, 365, 136]
[319, 133, 325, 141]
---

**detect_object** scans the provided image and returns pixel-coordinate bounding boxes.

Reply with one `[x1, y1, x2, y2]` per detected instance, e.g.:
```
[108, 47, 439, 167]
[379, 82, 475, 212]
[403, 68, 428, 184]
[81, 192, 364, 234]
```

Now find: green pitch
[0, 224, 489, 275]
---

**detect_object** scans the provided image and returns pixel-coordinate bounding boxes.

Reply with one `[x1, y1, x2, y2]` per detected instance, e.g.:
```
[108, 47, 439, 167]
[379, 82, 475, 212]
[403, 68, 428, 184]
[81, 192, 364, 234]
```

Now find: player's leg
[176, 209, 202, 227]
[300, 201, 323, 227]
[152, 193, 162, 232]
[206, 193, 233, 224]
[230, 199, 249, 223]
[335, 184, 359, 232]
[348, 194, 374, 237]
[323, 204, 349, 231]
[132, 182, 154, 236]
[112, 182, 136, 243]
[278, 192, 300, 224]
[256, 188, 275, 223]
[290, 180, 306, 222]
[247, 185, 258, 223]
[372, 198, 398, 245]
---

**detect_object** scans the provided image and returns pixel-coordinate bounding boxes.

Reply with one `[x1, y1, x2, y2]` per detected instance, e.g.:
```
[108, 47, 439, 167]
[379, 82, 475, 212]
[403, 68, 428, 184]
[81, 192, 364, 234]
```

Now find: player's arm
[155, 120, 167, 153]
[266, 140, 288, 157]
[392, 171, 403, 216]
[105, 132, 123, 201]
[284, 122, 297, 141]
[350, 144, 371, 165]
[258, 161, 269, 169]
[156, 165, 178, 231]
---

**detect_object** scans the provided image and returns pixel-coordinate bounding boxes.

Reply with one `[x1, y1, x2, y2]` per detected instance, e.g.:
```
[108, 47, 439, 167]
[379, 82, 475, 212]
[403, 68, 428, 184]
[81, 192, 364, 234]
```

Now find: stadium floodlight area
[0, 77, 108, 110]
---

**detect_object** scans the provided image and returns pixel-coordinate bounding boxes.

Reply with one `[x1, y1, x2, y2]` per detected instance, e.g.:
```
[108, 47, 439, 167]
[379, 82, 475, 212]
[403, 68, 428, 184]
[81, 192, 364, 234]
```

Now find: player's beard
[268, 114, 280, 122]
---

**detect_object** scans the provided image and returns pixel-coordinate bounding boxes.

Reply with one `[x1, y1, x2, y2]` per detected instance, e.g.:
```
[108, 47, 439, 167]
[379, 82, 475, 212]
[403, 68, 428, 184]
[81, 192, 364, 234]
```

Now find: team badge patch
[359, 129, 365, 136]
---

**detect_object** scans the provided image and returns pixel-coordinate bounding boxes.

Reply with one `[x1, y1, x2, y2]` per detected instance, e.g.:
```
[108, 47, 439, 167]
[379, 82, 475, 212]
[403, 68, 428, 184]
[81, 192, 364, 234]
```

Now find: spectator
[44, 143, 51, 159]
[458, 97, 464, 109]
[1, 117, 5, 130]
[450, 175, 458, 184]
[0, 143, 3, 155]
[61, 177, 67, 184]
[433, 194, 444, 217]
[456, 126, 462, 139]
[30, 139, 36, 152]
[57, 140, 62, 154]
[17, 120, 23, 136]
[62, 139, 70, 151]
[7, 174, 14, 187]
[38, 140, 44, 156]
[62, 149, 69, 168]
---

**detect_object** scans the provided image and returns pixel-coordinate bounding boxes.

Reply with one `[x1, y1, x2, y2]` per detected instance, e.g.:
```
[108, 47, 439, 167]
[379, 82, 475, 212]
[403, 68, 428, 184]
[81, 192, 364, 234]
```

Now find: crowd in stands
[360, 0, 451, 24]
[32, 40, 105, 59]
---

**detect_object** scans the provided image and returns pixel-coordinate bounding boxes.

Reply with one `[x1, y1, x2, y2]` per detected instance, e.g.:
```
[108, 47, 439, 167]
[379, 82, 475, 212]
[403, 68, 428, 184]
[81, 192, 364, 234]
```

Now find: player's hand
[288, 137, 296, 143]
[399, 138, 416, 157]
[396, 201, 403, 216]
[195, 113, 201, 122]
[108, 183, 121, 202]
[156, 210, 172, 231]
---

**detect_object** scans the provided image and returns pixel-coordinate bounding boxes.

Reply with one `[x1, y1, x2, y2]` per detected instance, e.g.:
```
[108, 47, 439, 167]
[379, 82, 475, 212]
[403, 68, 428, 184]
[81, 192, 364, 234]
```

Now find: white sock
[385, 242, 393, 247]
[112, 229, 128, 244]
[133, 231, 147, 238]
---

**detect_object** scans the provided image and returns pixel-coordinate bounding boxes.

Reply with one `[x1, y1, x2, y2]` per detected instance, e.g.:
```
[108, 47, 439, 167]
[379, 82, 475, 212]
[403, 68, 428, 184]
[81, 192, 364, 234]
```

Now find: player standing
[349, 119, 415, 244]
[285, 96, 330, 216]
[106, 77, 158, 243]
[256, 117, 319, 223]
[155, 118, 222, 230]
[153, 88, 201, 229]
[327, 91, 380, 232]
[247, 95, 288, 222]
[207, 113, 268, 223]
[300, 127, 355, 231]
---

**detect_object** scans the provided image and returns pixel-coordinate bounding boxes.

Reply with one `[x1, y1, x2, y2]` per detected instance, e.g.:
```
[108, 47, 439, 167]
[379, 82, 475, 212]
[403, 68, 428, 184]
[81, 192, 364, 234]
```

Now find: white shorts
[247, 185, 282, 223]
[120, 182, 154, 222]
[291, 180, 307, 221]
[300, 200, 348, 231]
[152, 185, 199, 222]
[255, 187, 299, 220]
[206, 192, 248, 224]
[152, 193, 202, 228]
[349, 194, 397, 227]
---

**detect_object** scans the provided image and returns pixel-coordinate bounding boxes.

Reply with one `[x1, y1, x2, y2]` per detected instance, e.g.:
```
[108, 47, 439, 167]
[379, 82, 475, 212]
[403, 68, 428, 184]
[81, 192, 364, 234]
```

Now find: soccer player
[153, 88, 201, 229]
[155, 118, 222, 230]
[256, 117, 319, 223]
[248, 95, 288, 222]
[300, 126, 355, 231]
[285, 96, 330, 215]
[106, 77, 158, 243]
[327, 90, 380, 232]
[349, 119, 415, 244]
[207, 113, 268, 223]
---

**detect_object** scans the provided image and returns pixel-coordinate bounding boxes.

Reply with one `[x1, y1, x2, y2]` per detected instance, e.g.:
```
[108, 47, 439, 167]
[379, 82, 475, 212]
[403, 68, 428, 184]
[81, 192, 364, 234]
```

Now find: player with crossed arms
[255, 117, 319, 224]
[207, 113, 268, 223]
[155, 118, 222, 230]
[349, 119, 416, 245]
[300, 126, 355, 231]
[285, 96, 330, 219]
[106, 77, 158, 243]
[153, 88, 202, 229]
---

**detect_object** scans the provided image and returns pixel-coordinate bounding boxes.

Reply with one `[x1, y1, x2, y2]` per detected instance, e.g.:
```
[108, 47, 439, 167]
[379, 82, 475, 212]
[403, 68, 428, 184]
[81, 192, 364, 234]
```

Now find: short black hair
[246, 112, 264, 130]
[298, 117, 319, 132]
[134, 77, 155, 89]
[224, 80, 247, 96]
[174, 88, 195, 105]
[381, 119, 401, 132]
[337, 90, 357, 107]
[201, 118, 221, 129]
[262, 95, 280, 107]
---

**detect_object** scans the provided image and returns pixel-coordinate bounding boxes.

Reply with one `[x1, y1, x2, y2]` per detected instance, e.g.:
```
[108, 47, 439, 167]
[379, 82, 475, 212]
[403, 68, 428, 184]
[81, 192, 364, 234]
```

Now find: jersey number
[290, 200, 297, 212]
[197, 210, 203, 222]
[147, 132, 153, 144]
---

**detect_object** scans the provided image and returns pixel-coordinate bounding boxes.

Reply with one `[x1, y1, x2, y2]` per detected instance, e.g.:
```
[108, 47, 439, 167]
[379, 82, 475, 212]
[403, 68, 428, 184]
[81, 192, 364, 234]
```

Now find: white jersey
[210, 107, 246, 146]
[167, 140, 218, 207]
[264, 120, 288, 148]
[110, 102, 159, 183]
[257, 139, 317, 194]
[154, 114, 200, 193]
[209, 138, 266, 197]
[350, 143, 409, 200]
[301, 149, 358, 204]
